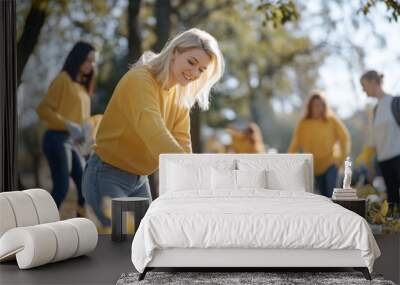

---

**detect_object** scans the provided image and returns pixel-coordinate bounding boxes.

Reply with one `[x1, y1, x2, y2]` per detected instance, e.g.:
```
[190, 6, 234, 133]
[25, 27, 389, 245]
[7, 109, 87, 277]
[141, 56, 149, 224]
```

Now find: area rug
[116, 271, 395, 285]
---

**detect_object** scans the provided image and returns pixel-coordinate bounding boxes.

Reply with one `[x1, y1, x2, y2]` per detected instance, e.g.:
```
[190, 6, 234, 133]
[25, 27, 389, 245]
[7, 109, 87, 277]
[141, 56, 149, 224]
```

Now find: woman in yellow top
[227, 122, 266, 153]
[82, 28, 224, 227]
[37, 41, 97, 216]
[288, 92, 351, 197]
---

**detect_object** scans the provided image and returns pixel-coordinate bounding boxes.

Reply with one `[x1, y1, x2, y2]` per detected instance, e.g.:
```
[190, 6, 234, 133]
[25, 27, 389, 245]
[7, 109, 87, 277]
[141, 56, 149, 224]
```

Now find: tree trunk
[17, 0, 49, 86]
[152, 0, 171, 52]
[147, 0, 173, 199]
[249, 90, 261, 125]
[127, 0, 142, 63]
[190, 107, 202, 153]
[249, 88, 276, 147]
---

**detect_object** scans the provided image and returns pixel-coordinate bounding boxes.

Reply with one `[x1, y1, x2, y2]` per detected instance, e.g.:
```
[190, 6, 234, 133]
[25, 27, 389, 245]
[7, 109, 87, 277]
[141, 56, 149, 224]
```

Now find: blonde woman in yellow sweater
[37, 41, 97, 216]
[82, 28, 224, 228]
[288, 92, 351, 197]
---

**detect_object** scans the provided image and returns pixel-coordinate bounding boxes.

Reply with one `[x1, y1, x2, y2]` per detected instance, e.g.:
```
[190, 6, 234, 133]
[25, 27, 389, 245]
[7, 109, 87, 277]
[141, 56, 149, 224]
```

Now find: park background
[15, 0, 400, 230]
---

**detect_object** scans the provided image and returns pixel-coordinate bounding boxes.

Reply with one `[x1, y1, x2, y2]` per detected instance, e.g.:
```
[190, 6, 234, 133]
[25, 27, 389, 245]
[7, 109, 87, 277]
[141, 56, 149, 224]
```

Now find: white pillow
[167, 163, 211, 191]
[211, 169, 268, 190]
[211, 169, 237, 190]
[165, 158, 236, 193]
[236, 169, 267, 189]
[238, 159, 307, 191]
[266, 168, 306, 191]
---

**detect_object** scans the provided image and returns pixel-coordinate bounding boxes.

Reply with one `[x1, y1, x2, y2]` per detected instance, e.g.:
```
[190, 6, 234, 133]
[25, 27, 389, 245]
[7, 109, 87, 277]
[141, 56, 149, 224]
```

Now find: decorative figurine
[343, 157, 352, 189]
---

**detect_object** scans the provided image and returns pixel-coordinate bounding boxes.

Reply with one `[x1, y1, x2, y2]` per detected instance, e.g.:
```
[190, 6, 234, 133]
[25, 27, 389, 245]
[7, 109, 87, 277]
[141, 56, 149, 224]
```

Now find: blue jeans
[82, 153, 152, 226]
[315, 164, 338, 198]
[42, 130, 85, 208]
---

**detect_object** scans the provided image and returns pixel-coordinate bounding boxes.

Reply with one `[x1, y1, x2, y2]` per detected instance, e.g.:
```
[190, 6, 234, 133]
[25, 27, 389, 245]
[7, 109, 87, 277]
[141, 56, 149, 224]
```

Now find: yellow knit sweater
[94, 66, 191, 175]
[37, 71, 90, 130]
[288, 116, 351, 176]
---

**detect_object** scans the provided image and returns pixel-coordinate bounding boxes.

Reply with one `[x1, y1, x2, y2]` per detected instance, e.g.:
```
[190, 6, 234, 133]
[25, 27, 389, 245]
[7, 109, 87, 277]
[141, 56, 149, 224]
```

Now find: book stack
[332, 188, 358, 200]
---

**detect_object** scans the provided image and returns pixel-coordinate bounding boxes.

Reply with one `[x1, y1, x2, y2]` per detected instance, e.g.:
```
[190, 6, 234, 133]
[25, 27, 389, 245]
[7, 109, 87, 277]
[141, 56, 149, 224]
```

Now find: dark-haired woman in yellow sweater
[82, 28, 225, 228]
[37, 41, 97, 216]
[288, 92, 351, 197]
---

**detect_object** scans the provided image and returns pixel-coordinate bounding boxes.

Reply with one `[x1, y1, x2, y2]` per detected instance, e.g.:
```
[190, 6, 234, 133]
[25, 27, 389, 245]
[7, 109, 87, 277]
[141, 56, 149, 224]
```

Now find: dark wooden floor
[0, 235, 133, 285]
[1, 234, 398, 285]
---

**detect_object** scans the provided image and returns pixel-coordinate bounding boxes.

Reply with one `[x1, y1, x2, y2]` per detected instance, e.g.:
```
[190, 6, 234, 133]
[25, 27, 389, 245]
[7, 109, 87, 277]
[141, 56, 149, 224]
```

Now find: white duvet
[131, 190, 380, 273]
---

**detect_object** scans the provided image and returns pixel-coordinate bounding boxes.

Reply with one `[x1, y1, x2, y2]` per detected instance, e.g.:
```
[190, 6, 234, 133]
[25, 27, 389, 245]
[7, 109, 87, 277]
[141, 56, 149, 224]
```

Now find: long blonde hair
[134, 28, 224, 110]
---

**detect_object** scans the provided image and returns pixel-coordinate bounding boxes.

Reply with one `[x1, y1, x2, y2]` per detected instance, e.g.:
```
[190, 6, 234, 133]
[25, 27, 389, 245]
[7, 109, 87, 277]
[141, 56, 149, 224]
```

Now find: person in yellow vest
[37, 41, 97, 216]
[227, 122, 266, 153]
[82, 28, 224, 228]
[288, 92, 351, 197]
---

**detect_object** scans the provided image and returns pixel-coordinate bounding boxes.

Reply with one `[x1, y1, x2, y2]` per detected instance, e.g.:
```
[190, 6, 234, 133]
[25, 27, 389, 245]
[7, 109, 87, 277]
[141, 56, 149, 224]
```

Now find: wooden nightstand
[331, 198, 367, 218]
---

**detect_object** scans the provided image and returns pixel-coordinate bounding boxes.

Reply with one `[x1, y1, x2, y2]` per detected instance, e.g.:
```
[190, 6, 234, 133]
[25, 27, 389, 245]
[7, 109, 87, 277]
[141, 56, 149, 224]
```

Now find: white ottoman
[0, 189, 98, 269]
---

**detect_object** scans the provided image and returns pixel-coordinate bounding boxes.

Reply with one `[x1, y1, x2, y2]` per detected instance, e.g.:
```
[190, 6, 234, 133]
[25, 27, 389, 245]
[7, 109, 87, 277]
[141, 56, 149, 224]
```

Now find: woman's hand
[65, 121, 85, 143]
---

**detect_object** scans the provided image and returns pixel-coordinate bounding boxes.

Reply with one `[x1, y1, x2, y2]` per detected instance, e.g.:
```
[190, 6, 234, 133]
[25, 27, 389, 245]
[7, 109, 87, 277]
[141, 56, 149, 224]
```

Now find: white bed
[131, 154, 380, 280]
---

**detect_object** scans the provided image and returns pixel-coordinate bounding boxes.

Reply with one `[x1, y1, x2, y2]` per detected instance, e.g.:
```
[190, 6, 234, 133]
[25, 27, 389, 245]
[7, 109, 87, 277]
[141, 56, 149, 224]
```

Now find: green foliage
[187, 2, 324, 149]
[255, 0, 400, 25]
[16, 0, 400, 166]
[361, 0, 400, 22]
[257, 0, 300, 27]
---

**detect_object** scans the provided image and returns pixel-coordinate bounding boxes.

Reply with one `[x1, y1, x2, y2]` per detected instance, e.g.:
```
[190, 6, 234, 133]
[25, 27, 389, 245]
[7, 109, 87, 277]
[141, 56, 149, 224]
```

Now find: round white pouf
[0, 196, 17, 237]
[42, 221, 79, 262]
[0, 191, 39, 227]
[24, 189, 59, 224]
[0, 226, 57, 269]
[65, 218, 98, 257]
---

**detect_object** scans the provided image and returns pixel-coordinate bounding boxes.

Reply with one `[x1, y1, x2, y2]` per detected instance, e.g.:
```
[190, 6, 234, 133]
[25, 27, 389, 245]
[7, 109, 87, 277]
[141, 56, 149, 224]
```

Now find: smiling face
[170, 48, 212, 87]
[80, 51, 96, 76]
